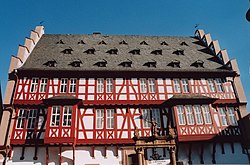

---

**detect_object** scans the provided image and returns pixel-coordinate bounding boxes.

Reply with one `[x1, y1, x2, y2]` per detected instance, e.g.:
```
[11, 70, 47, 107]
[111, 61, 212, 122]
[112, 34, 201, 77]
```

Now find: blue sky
[0, 0, 250, 111]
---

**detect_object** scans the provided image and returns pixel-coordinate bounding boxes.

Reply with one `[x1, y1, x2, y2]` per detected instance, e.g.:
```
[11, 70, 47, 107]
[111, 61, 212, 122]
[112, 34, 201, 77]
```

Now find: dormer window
[94, 59, 107, 67]
[69, 60, 82, 67]
[191, 60, 204, 68]
[195, 30, 201, 39]
[61, 48, 73, 54]
[119, 40, 128, 45]
[129, 49, 140, 55]
[99, 40, 107, 45]
[209, 43, 215, 54]
[143, 61, 156, 68]
[168, 60, 180, 68]
[119, 59, 132, 67]
[217, 52, 223, 61]
[180, 42, 188, 46]
[43, 60, 57, 67]
[78, 40, 85, 44]
[106, 48, 118, 55]
[161, 41, 168, 46]
[56, 40, 64, 44]
[84, 48, 95, 54]
[202, 36, 207, 46]
[173, 50, 184, 55]
[140, 41, 148, 45]
[151, 49, 162, 55]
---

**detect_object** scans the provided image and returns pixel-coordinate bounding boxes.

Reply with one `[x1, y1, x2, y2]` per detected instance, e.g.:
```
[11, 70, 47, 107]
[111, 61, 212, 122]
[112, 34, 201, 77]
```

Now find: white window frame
[69, 78, 77, 93]
[51, 106, 61, 127]
[62, 106, 72, 126]
[106, 78, 113, 93]
[106, 109, 114, 129]
[142, 108, 150, 128]
[218, 107, 228, 126]
[176, 105, 186, 125]
[202, 105, 212, 124]
[97, 78, 104, 93]
[152, 108, 161, 128]
[148, 78, 156, 93]
[185, 105, 194, 125]
[227, 107, 238, 126]
[60, 78, 68, 93]
[27, 109, 37, 129]
[96, 109, 104, 129]
[181, 79, 189, 93]
[30, 78, 39, 93]
[208, 79, 216, 93]
[39, 78, 48, 93]
[173, 79, 181, 93]
[16, 109, 26, 129]
[140, 78, 147, 93]
[194, 105, 204, 125]
[215, 78, 224, 92]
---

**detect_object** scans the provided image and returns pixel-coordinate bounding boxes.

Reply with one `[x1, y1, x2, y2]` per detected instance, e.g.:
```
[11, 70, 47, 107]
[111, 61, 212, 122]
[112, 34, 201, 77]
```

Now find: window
[202, 105, 212, 124]
[51, 106, 60, 126]
[227, 107, 238, 126]
[69, 78, 77, 93]
[176, 105, 186, 125]
[97, 78, 104, 93]
[30, 78, 38, 93]
[173, 79, 181, 93]
[152, 108, 161, 127]
[142, 109, 150, 128]
[106, 109, 114, 129]
[208, 79, 216, 92]
[27, 109, 37, 129]
[194, 105, 204, 124]
[215, 78, 224, 92]
[39, 78, 48, 93]
[96, 109, 104, 129]
[16, 109, 26, 129]
[60, 78, 68, 93]
[218, 107, 228, 126]
[148, 78, 156, 93]
[182, 79, 189, 93]
[62, 106, 72, 126]
[106, 78, 113, 93]
[140, 78, 147, 93]
[185, 105, 194, 125]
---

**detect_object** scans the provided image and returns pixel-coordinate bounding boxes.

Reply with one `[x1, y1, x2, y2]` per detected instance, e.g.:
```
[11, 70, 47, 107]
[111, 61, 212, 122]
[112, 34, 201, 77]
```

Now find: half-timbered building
[0, 26, 249, 164]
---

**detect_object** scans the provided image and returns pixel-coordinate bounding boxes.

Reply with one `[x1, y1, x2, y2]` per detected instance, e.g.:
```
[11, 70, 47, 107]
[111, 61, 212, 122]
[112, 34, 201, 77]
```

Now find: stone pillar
[169, 148, 176, 165]
[136, 148, 144, 165]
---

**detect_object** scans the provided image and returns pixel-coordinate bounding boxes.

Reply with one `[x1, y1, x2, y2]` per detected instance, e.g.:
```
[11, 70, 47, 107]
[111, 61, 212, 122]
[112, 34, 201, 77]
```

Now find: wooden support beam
[212, 143, 216, 164]
[116, 145, 119, 157]
[73, 145, 75, 165]
[46, 146, 49, 165]
[188, 143, 192, 164]
[59, 145, 62, 165]
[163, 147, 166, 157]
[220, 143, 225, 154]
[200, 144, 204, 164]
[91, 145, 95, 158]
[176, 143, 179, 161]
[20, 145, 25, 160]
[231, 143, 235, 154]
[104, 145, 107, 158]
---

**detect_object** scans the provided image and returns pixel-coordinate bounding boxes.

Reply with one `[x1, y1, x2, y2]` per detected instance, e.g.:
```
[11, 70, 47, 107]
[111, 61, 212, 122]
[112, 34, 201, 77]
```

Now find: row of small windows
[176, 105, 238, 126]
[60, 47, 185, 56]
[56, 39, 189, 47]
[28, 77, 225, 94]
[43, 59, 204, 68]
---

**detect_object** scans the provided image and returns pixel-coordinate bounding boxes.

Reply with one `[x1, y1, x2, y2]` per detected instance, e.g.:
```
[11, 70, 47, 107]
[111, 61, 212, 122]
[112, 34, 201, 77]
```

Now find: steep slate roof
[19, 33, 231, 73]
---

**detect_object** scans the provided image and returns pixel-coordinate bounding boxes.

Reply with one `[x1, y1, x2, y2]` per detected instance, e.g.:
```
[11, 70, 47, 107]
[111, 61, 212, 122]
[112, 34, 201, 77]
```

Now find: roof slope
[19, 33, 229, 72]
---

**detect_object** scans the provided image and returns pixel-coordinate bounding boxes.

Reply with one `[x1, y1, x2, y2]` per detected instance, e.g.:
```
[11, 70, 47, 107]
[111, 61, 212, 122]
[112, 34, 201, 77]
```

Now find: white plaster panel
[78, 95, 85, 100]
[86, 132, 93, 139]
[165, 78, 171, 85]
[49, 86, 53, 93]
[129, 86, 134, 93]
[201, 78, 206, 84]
[167, 94, 173, 99]
[88, 86, 95, 93]
[157, 78, 163, 85]
[18, 86, 22, 92]
[159, 94, 165, 100]
[119, 95, 127, 100]
[78, 86, 85, 93]
[87, 95, 94, 100]
[134, 86, 138, 93]
[117, 116, 123, 129]
[79, 78, 86, 85]
[24, 86, 28, 92]
[121, 131, 128, 138]
[131, 78, 137, 84]
[166, 86, 173, 93]
[115, 78, 123, 84]
[129, 95, 136, 100]
[88, 78, 95, 85]
[54, 86, 58, 93]
[83, 116, 93, 129]
[53, 78, 58, 85]
[190, 79, 194, 85]
[78, 132, 84, 139]
[214, 114, 220, 127]
[86, 108, 93, 114]
[121, 87, 127, 93]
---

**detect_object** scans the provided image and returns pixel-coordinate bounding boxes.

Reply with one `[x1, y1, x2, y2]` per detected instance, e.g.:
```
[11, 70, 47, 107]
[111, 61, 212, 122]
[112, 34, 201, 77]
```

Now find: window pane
[173, 79, 181, 93]
[208, 79, 216, 92]
[182, 79, 189, 93]
[96, 109, 104, 129]
[148, 78, 156, 93]
[176, 105, 186, 125]
[142, 109, 150, 128]
[228, 107, 238, 126]
[63, 106, 72, 126]
[16, 109, 26, 129]
[39, 78, 48, 93]
[106, 78, 113, 93]
[140, 78, 147, 93]
[152, 108, 161, 127]
[97, 79, 104, 93]
[185, 105, 194, 125]
[51, 106, 60, 126]
[30, 78, 38, 92]
[215, 78, 224, 92]
[194, 105, 204, 124]
[69, 78, 77, 93]
[202, 105, 212, 124]
[106, 109, 114, 129]
[218, 107, 228, 126]
[27, 109, 37, 129]
[60, 78, 68, 93]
